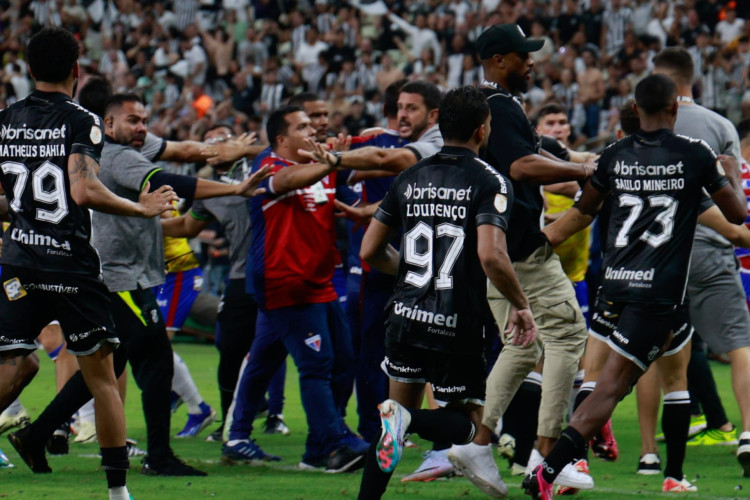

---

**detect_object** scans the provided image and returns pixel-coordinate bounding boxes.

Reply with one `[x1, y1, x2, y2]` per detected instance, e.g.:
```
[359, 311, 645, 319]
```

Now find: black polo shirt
[480, 83, 547, 262]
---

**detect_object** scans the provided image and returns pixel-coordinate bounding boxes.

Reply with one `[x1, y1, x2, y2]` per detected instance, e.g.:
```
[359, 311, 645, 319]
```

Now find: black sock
[220, 388, 234, 423]
[540, 427, 586, 484]
[511, 379, 542, 466]
[101, 446, 129, 489]
[30, 371, 92, 445]
[358, 439, 393, 500]
[409, 408, 475, 445]
[572, 383, 595, 461]
[662, 391, 690, 480]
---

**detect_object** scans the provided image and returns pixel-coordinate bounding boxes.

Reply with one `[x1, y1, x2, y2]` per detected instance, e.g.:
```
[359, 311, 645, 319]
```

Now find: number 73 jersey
[0, 90, 104, 275]
[591, 129, 729, 305]
[373, 146, 514, 356]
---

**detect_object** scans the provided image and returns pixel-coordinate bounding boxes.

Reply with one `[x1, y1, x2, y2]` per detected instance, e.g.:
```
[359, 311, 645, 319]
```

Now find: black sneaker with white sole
[142, 454, 207, 476]
[637, 453, 661, 475]
[325, 446, 366, 473]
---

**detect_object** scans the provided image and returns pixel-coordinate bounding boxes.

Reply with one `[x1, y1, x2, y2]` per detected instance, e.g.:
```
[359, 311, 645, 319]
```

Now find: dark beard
[506, 71, 529, 94]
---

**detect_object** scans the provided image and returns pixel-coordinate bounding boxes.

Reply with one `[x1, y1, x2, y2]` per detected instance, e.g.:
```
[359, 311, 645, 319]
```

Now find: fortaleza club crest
[304, 333, 322, 352]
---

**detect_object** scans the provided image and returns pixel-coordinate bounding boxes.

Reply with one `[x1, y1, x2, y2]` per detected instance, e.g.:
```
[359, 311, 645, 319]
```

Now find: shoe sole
[555, 468, 594, 490]
[325, 454, 365, 474]
[221, 452, 277, 466]
[636, 469, 662, 475]
[687, 440, 739, 446]
[73, 433, 97, 444]
[400, 466, 455, 483]
[447, 453, 507, 498]
[376, 402, 401, 473]
[141, 466, 207, 476]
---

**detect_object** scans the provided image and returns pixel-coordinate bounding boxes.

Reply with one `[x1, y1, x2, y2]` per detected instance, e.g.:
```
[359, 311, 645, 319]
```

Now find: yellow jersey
[545, 192, 590, 283]
[163, 208, 200, 273]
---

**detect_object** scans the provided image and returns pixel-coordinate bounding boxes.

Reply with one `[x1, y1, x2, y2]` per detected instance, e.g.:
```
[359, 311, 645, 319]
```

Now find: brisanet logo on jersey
[0, 124, 66, 141]
[613, 160, 684, 176]
[393, 301, 457, 328]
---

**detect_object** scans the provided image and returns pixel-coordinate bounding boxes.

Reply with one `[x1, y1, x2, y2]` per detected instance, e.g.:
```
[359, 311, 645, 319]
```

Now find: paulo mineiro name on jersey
[613, 160, 686, 192]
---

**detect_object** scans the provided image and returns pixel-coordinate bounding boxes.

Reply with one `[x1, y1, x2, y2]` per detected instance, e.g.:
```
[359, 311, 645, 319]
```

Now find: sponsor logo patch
[3, 278, 26, 301]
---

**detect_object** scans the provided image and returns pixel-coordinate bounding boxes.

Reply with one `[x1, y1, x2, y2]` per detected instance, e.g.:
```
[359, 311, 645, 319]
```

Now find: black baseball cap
[476, 24, 544, 59]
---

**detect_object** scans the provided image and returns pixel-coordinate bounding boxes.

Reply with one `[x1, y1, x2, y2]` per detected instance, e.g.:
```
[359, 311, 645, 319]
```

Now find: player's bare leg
[727, 346, 750, 432]
[0, 351, 38, 412]
[77, 345, 130, 500]
[636, 364, 662, 459]
[38, 324, 78, 392]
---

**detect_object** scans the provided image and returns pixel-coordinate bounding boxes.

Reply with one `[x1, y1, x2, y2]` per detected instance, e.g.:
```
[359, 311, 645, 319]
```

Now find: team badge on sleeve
[494, 193, 508, 213]
[304, 333, 322, 352]
[90, 126, 102, 145]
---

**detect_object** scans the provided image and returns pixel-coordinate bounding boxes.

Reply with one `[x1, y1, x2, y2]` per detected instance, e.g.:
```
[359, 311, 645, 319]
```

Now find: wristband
[331, 151, 342, 168]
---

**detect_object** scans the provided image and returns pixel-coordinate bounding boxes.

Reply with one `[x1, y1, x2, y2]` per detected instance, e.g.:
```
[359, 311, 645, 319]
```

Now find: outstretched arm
[68, 153, 176, 217]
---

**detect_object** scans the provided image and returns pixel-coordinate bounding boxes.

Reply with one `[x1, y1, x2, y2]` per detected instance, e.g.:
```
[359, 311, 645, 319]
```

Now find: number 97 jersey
[0, 90, 104, 276]
[373, 146, 514, 356]
[591, 129, 729, 305]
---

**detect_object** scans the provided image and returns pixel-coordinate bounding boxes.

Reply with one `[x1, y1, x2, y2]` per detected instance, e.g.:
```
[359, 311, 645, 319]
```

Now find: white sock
[3, 398, 23, 416]
[108, 486, 130, 500]
[78, 399, 96, 424]
[740, 431, 750, 440]
[172, 352, 203, 414]
[227, 439, 248, 447]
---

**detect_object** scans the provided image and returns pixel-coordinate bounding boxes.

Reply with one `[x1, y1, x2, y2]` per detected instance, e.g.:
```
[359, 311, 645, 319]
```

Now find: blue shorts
[156, 267, 203, 330]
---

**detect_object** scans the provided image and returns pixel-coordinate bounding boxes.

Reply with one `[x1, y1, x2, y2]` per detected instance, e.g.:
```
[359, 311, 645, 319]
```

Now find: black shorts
[382, 337, 486, 405]
[589, 299, 682, 371]
[0, 265, 119, 355]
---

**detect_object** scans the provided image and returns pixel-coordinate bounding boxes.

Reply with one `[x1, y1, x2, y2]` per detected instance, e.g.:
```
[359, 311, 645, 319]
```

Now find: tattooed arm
[68, 153, 177, 218]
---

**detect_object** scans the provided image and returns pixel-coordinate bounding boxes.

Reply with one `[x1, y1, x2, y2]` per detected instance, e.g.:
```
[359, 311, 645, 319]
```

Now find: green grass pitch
[1, 342, 747, 499]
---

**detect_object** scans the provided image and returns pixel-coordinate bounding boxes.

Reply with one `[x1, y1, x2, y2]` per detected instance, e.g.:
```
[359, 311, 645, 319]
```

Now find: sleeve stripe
[189, 209, 210, 221]
[140, 168, 164, 191]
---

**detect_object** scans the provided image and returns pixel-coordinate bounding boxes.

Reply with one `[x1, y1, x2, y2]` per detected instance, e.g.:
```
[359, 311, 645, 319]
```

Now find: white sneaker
[447, 443, 508, 498]
[0, 407, 30, 435]
[73, 421, 97, 443]
[526, 449, 594, 490]
[663, 476, 698, 492]
[401, 449, 454, 482]
[375, 399, 411, 473]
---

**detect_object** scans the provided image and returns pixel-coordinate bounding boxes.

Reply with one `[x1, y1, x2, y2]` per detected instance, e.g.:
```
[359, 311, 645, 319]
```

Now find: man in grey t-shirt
[89, 94, 269, 476]
[654, 48, 750, 477]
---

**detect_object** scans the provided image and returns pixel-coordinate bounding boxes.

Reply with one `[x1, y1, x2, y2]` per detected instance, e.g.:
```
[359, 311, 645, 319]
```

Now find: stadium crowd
[2, 0, 750, 499]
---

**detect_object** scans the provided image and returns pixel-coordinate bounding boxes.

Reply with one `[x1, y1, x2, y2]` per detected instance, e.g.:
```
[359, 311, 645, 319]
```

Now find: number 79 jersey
[0, 91, 104, 275]
[591, 129, 729, 305]
[373, 146, 514, 355]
